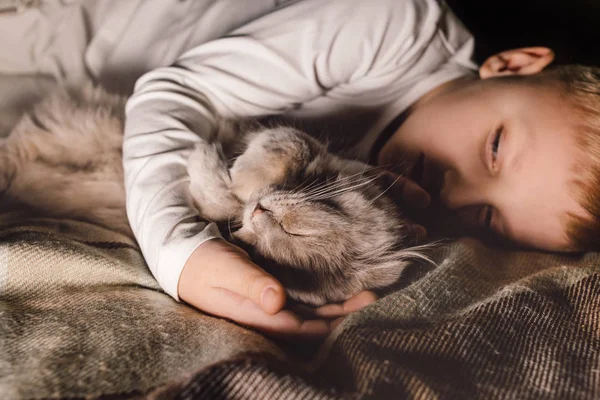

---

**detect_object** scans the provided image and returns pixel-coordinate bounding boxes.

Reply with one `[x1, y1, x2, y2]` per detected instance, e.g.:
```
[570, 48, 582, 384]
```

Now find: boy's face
[379, 77, 588, 251]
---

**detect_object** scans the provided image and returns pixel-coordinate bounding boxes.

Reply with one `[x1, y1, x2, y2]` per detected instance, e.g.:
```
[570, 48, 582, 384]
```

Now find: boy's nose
[439, 185, 459, 208]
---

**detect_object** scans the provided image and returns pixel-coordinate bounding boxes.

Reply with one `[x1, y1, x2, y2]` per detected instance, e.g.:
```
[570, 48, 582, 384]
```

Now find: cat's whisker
[375, 149, 411, 174]
[302, 170, 379, 198]
[305, 180, 361, 199]
[306, 177, 380, 200]
[366, 242, 439, 271]
[301, 177, 347, 196]
[302, 179, 322, 193]
[294, 160, 381, 198]
[293, 176, 320, 194]
[301, 166, 381, 196]
[308, 175, 380, 200]
[368, 173, 402, 205]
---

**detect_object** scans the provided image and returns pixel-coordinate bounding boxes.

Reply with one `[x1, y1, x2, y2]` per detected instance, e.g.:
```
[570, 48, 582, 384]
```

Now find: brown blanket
[0, 217, 599, 399]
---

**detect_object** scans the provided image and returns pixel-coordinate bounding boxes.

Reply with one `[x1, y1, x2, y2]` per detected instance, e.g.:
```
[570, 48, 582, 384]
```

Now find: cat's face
[229, 127, 424, 306]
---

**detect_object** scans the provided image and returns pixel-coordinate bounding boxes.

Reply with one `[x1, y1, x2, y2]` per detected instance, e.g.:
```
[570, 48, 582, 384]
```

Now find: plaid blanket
[1, 217, 599, 399]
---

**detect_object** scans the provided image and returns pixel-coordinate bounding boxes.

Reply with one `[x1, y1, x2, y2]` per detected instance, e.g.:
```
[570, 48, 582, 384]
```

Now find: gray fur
[0, 86, 428, 306]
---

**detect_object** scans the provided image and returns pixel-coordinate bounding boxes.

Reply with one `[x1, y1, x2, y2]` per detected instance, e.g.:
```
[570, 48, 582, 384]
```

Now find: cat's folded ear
[229, 127, 317, 203]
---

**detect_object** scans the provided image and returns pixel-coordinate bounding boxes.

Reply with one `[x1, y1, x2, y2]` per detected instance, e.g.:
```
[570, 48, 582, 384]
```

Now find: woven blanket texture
[0, 218, 599, 399]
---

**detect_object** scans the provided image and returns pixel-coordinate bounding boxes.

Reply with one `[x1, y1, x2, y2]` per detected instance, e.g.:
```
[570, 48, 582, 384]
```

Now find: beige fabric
[0, 217, 285, 399]
[1, 212, 598, 398]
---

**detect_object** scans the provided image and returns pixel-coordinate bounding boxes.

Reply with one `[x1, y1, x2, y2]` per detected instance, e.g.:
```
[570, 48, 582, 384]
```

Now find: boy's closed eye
[479, 205, 496, 231]
[478, 124, 505, 232]
[485, 124, 504, 174]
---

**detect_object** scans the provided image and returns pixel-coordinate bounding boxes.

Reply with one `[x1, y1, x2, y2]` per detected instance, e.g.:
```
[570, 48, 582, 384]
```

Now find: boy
[1, 0, 597, 338]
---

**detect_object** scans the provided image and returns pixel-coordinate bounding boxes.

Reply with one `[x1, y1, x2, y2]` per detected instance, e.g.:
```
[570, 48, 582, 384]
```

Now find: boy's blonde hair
[544, 65, 600, 250]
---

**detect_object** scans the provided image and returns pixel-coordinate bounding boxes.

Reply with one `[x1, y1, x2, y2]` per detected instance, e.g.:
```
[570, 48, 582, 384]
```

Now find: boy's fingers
[404, 222, 427, 243]
[380, 171, 430, 209]
[330, 316, 346, 330]
[412, 223, 428, 242]
[289, 303, 319, 319]
[314, 290, 378, 318]
[208, 256, 286, 315]
[344, 290, 378, 311]
[402, 179, 431, 208]
[204, 288, 331, 339]
[368, 168, 430, 209]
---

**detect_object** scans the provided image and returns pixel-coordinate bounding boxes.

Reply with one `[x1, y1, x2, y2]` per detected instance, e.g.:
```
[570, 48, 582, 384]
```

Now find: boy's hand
[380, 171, 431, 241]
[178, 238, 377, 339]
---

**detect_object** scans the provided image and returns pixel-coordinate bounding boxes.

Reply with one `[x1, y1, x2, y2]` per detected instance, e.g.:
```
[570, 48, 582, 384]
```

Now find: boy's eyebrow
[507, 125, 527, 175]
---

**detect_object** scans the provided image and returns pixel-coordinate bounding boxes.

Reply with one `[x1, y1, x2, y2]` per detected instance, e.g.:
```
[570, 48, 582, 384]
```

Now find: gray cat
[0, 86, 429, 306]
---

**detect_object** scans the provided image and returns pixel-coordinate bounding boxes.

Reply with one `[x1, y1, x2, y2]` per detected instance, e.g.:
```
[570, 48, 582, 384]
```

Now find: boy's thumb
[260, 283, 286, 314]
[222, 257, 286, 315]
[192, 238, 287, 314]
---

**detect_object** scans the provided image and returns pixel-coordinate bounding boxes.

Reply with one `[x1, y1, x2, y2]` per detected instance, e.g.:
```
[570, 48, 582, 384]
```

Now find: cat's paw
[188, 141, 241, 222]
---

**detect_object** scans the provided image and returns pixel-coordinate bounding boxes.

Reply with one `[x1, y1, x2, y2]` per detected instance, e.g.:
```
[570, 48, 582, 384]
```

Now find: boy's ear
[479, 47, 555, 79]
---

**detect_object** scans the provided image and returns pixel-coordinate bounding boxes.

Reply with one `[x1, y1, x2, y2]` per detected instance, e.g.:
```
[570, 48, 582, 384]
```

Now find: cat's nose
[252, 203, 268, 218]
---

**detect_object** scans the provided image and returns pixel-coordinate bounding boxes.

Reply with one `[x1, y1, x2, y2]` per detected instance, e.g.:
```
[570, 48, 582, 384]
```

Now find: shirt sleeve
[122, 0, 455, 300]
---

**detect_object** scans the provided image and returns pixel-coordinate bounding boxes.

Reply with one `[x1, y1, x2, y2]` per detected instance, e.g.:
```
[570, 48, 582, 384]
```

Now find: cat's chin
[231, 226, 257, 247]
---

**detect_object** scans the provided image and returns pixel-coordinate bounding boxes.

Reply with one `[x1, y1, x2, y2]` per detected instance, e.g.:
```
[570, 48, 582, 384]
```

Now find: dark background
[446, 0, 600, 66]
